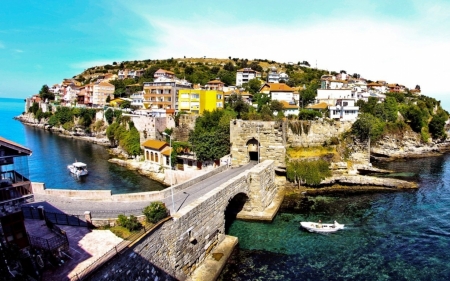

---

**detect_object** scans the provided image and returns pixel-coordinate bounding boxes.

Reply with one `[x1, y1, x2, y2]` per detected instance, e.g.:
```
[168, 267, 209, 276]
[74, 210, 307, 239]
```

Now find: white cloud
[14, 49, 23, 53]
[118, 1, 450, 108]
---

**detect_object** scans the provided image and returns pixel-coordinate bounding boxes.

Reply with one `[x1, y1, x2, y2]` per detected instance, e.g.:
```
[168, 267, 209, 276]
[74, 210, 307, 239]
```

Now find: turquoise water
[0, 98, 165, 193]
[221, 155, 450, 280]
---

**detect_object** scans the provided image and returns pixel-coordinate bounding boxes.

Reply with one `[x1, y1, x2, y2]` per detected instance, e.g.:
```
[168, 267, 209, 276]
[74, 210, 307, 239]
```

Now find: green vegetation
[143, 202, 169, 223]
[286, 159, 332, 187]
[353, 93, 448, 142]
[189, 109, 235, 161]
[117, 214, 142, 231]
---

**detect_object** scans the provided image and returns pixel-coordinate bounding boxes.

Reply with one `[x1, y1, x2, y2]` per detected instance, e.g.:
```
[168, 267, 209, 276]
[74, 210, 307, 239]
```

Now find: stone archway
[224, 192, 249, 234]
[246, 138, 259, 162]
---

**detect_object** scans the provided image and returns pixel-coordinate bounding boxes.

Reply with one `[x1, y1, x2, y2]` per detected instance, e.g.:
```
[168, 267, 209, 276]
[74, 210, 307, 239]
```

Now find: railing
[69, 219, 168, 281]
[22, 206, 88, 227]
[27, 227, 69, 252]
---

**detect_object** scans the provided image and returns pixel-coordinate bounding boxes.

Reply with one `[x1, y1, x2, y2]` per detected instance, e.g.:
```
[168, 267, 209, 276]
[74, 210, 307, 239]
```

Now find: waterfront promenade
[25, 162, 258, 218]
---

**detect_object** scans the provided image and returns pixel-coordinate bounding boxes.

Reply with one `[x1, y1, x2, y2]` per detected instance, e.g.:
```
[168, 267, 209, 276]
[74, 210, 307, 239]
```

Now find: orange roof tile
[161, 146, 172, 156]
[306, 102, 328, 109]
[267, 83, 294, 92]
[281, 101, 299, 109]
[142, 139, 168, 150]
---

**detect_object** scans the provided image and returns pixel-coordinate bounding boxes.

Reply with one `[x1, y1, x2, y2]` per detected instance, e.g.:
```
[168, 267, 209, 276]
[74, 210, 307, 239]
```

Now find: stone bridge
[88, 160, 279, 280]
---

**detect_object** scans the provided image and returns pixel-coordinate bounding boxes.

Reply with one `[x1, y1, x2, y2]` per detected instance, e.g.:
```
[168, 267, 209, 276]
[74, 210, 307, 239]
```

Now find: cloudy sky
[1, 0, 449, 109]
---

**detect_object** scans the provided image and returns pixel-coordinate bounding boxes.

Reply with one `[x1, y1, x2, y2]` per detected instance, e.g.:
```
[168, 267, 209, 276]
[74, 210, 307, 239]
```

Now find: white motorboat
[67, 162, 88, 177]
[300, 220, 344, 233]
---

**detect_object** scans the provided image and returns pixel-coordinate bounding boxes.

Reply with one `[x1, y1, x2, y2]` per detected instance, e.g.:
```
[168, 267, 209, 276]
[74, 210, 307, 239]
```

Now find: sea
[3, 98, 450, 280]
[0, 97, 165, 194]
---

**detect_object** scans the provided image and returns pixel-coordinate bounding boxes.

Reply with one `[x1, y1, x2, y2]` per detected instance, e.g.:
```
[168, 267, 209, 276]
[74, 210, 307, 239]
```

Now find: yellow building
[178, 89, 224, 114]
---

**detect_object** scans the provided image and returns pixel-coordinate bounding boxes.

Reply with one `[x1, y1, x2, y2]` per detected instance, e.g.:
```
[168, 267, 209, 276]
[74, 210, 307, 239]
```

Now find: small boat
[300, 220, 344, 233]
[67, 162, 88, 177]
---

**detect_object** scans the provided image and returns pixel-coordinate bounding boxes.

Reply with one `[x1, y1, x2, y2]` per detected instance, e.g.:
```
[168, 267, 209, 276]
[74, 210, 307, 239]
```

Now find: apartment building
[92, 81, 115, 107]
[236, 68, 261, 86]
[143, 75, 192, 112]
[178, 89, 224, 114]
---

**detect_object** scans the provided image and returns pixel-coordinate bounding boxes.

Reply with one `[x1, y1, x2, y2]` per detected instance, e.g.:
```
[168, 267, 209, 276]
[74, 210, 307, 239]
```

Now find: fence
[28, 231, 68, 252]
[22, 206, 88, 227]
[69, 221, 163, 281]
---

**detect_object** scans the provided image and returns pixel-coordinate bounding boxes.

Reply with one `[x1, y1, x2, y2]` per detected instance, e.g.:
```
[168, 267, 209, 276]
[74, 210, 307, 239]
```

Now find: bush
[117, 214, 142, 231]
[143, 202, 168, 223]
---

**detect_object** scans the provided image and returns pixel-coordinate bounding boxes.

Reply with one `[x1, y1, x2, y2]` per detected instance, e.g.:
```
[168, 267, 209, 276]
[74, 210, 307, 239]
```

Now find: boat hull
[300, 221, 344, 233]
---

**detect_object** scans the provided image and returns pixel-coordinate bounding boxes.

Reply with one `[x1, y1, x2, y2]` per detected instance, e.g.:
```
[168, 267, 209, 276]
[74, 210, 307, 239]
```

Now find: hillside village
[22, 57, 449, 186]
[32, 58, 421, 122]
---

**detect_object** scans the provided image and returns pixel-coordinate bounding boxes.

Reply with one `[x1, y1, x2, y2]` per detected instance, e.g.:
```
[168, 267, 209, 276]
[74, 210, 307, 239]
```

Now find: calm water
[221, 154, 450, 280]
[0, 98, 165, 194]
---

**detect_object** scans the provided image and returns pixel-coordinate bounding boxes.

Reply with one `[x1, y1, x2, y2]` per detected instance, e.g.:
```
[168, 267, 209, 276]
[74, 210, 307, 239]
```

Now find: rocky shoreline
[15, 113, 450, 193]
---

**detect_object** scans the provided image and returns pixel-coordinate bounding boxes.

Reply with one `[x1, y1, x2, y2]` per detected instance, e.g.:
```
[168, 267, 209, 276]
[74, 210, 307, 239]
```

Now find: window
[217, 94, 222, 99]
[191, 94, 199, 99]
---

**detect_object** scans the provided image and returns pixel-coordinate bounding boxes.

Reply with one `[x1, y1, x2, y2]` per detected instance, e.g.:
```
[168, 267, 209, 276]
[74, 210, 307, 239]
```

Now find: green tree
[143, 202, 169, 223]
[243, 78, 261, 95]
[104, 108, 114, 124]
[300, 80, 320, 106]
[226, 93, 249, 119]
[428, 110, 448, 139]
[351, 113, 385, 142]
[117, 214, 142, 231]
[298, 109, 322, 120]
[39, 84, 55, 101]
[384, 97, 398, 122]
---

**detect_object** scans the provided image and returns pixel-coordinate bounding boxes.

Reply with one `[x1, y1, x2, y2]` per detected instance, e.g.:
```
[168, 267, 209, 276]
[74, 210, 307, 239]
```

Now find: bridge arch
[246, 137, 260, 162]
[224, 192, 249, 233]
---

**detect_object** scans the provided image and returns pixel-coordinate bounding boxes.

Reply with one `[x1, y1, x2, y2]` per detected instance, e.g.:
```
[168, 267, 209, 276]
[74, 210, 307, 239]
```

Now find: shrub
[117, 214, 142, 231]
[143, 202, 168, 223]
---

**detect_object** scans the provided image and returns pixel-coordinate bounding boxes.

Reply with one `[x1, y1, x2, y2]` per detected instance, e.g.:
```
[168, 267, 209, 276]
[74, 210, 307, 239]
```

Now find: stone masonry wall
[230, 119, 353, 168]
[87, 161, 276, 280]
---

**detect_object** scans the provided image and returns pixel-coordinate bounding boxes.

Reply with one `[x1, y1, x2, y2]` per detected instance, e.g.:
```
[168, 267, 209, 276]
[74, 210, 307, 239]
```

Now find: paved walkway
[26, 162, 257, 218]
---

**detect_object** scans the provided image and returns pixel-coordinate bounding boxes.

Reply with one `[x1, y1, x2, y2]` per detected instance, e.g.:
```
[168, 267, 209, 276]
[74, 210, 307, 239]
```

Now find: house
[118, 69, 145, 80]
[205, 79, 225, 91]
[142, 139, 171, 169]
[267, 66, 279, 83]
[328, 99, 359, 121]
[143, 73, 192, 112]
[154, 69, 175, 80]
[235, 68, 262, 86]
[279, 100, 300, 117]
[178, 89, 224, 114]
[0, 137, 33, 249]
[92, 81, 115, 107]
[130, 91, 145, 109]
[259, 83, 295, 103]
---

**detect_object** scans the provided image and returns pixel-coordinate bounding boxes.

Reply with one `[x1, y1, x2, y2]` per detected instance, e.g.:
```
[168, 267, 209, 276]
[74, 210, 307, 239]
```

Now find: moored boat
[67, 162, 88, 177]
[300, 220, 344, 233]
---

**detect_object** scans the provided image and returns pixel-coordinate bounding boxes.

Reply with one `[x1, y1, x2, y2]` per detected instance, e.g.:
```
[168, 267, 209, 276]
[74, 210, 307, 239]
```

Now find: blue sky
[2, 0, 450, 109]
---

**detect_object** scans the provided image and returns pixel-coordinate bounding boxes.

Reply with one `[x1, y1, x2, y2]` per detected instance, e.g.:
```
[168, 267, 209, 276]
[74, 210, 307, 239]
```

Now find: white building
[130, 91, 145, 109]
[328, 99, 359, 121]
[235, 68, 261, 86]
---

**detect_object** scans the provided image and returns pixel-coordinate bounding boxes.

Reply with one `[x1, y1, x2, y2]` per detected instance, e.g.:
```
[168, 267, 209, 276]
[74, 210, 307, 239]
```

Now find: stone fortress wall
[230, 119, 353, 168]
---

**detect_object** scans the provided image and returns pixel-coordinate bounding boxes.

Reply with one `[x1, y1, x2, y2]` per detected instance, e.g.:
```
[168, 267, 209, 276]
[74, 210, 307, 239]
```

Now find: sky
[1, 0, 450, 109]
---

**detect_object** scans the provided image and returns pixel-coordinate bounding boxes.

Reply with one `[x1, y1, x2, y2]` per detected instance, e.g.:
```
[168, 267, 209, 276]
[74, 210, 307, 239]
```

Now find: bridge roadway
[29, 162, 257, 218]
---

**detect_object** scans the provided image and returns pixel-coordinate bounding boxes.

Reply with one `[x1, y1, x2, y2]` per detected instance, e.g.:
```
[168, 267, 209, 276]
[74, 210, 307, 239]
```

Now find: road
[28, 162, 257, 218]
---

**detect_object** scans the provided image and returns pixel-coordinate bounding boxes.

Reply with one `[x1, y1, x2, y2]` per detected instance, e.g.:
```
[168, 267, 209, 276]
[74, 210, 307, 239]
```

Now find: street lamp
[162, 132, 175, 214]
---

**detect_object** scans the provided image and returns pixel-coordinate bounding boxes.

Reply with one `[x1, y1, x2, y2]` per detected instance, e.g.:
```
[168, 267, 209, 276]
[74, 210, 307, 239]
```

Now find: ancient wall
[230, 119, 353, 168]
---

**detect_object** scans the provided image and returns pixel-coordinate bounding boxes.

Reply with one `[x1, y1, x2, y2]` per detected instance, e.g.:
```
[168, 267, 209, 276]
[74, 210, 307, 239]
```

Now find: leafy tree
[104, 108, 114, 124]
[226, 93, 249, 118]
[120, 100, 131, 109]
[121, 126, 142, 157]
[260, 104, 273, 121]
[269, 100, 284, 113]
[106, 122, 120, 146]
[39, 84, 54, 101]
[189, 109, 231, 161]
[223, 62, 235, 71]
[428, 110, 448, 139]
[243, 78, 261, 94]
[300, 80, 320, 106]
[384, 97, 398, 122]
[143, 202, 169, 223]
[352, 113, 385, 142]
[253, 93, 271, 112]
